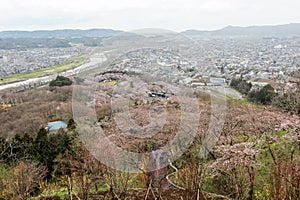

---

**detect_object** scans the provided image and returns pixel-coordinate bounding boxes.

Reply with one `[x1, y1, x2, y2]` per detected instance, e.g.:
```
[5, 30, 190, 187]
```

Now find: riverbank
[0, 52, 107, 91]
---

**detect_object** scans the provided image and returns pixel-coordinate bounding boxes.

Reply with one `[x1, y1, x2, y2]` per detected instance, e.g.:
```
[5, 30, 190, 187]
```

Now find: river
[0, 53, 107, 91]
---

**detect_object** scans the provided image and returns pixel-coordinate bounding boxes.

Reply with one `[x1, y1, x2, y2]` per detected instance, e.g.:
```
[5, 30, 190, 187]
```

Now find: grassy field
[0, 54, 88, 85]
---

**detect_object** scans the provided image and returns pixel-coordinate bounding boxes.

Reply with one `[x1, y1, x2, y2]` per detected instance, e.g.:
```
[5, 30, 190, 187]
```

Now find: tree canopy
[49, 76, 72, 87]
[248, 84, 275, 105]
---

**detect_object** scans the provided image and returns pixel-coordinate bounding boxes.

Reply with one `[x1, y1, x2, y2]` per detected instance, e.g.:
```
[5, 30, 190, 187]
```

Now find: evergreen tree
[247, 84, 275, 105]
[49, 76, 72, 87]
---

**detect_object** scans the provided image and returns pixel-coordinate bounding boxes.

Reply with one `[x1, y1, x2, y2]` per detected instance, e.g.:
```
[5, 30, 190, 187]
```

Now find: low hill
[0, 29, 123, 39]
[182, 23, 300, 37]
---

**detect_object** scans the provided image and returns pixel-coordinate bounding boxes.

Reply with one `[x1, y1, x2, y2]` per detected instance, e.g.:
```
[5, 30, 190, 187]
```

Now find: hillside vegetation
[0, 79, 299, 199]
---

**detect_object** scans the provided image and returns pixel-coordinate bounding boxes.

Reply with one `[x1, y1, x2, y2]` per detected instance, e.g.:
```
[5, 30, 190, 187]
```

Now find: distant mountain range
[0, 29, 124, 38]
[181, 23, 300, 37]
[0, 23, 299, 38]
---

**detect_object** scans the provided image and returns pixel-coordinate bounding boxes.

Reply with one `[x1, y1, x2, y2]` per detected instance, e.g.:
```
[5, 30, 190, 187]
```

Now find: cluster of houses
[0, 46, 87, 76]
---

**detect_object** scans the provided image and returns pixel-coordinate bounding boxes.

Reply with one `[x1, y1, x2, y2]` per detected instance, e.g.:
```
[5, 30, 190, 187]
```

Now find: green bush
[49, 76, 72, 87]
[248, 84, 275, 105]
[230, 78, 252, 95]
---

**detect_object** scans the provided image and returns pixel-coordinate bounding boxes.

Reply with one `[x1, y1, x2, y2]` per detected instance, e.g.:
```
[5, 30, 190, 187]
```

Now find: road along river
[0, 53, 107, 91]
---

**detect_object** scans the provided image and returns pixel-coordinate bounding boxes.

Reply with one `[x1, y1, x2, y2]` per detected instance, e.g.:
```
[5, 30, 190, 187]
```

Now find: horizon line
[0, 22, 299, 33]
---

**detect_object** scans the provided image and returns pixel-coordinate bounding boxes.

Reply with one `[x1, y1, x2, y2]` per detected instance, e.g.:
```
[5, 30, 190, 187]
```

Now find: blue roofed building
[47, 121, 67, 131]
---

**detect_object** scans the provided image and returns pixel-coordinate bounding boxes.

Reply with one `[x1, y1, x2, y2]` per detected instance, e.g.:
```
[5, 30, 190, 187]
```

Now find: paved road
[0, 53, 107, 91]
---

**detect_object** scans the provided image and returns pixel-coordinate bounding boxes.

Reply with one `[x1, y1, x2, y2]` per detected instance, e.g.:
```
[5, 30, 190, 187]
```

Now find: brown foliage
[0, 87, 73, 137]
[2, 161, 47, 200]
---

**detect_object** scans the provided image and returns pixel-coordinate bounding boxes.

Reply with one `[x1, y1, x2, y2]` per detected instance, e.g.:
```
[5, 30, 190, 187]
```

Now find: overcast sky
[0, 0, 299, 31]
